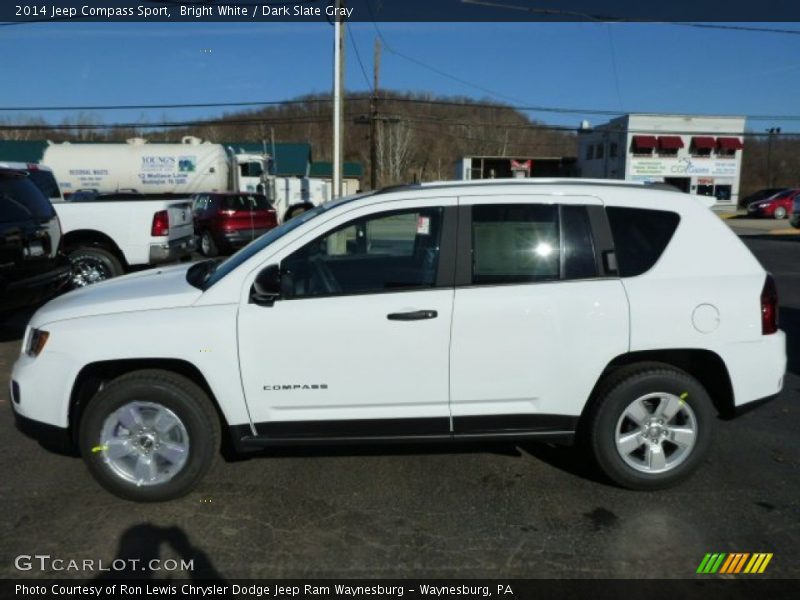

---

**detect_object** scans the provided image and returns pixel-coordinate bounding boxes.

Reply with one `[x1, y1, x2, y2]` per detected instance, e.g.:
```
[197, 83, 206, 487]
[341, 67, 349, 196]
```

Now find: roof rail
[369, 178, 687, 195]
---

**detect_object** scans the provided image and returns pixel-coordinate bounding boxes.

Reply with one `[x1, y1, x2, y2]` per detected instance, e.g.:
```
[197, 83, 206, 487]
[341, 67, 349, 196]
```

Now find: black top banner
[2, 1, 800, 24]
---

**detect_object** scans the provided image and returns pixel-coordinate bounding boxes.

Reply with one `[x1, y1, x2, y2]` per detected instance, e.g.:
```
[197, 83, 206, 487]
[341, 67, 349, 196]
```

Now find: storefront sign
[629, 157, 738, 177]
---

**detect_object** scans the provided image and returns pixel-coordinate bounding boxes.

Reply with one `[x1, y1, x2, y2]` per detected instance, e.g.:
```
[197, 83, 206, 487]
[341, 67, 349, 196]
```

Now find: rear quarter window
[0, 173, 56, 222]
[606, 206, 680, 277]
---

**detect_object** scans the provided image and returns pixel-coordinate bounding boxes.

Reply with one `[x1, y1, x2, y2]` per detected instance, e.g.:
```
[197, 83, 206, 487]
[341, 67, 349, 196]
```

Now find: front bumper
[148, 235, 196, 264]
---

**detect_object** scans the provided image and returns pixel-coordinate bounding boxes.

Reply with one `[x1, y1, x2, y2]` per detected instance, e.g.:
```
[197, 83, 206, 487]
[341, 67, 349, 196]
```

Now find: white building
[577, 114, 746, 208]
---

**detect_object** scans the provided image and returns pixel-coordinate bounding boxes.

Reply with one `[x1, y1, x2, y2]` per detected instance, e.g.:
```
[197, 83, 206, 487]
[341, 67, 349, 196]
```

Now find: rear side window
[222, 194, 270, 211]
[472, 204, 560, 284]
[26, 170, 61, 201]
[606, 207, 680, 277]
[0, 173, 56, 222]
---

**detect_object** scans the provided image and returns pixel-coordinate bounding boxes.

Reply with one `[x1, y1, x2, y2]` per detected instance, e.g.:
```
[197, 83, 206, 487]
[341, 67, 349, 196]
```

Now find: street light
[766, 127, 781, 188]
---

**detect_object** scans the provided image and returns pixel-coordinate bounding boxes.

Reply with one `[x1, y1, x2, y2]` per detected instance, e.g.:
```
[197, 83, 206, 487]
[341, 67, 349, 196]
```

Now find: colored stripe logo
[696, 553, 773, 574]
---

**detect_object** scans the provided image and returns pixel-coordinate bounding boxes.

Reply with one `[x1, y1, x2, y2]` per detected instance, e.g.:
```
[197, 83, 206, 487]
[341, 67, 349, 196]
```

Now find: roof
[222, 141, 311, 177]
[309, 161, 363, 179]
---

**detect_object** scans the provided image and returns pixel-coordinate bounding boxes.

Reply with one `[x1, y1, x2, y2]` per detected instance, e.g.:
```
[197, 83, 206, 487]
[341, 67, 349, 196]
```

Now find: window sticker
[417, 215, 430, 235]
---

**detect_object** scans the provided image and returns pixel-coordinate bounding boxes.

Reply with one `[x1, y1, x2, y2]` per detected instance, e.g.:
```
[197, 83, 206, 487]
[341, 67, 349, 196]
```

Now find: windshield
[193, 192, 373, 290]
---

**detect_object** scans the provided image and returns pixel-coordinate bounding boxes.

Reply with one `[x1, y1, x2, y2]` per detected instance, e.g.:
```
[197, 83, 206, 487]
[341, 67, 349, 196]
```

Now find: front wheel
[586, 363, 714, 490]
[774, 206, 787, 220]
[79, 370, 220, 502]
[68, 246, 124, 287]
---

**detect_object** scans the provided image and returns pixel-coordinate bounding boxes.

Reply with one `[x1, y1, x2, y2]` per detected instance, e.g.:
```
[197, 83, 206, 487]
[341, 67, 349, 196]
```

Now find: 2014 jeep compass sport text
[10, 180, 786, 501]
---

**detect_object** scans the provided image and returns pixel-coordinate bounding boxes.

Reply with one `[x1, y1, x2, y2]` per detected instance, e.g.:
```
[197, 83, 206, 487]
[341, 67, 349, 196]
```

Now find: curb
[767, 228, 800, 236]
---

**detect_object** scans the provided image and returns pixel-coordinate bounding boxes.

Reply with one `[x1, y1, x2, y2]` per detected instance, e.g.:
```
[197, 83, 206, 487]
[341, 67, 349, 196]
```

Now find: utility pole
[766, 127, 780, 188]
[332, 0, 345, 198]
[370, 37, 381, 190]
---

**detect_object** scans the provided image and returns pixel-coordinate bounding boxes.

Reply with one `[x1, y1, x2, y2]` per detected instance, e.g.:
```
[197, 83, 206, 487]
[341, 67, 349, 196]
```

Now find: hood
[31, 263, 202, 327]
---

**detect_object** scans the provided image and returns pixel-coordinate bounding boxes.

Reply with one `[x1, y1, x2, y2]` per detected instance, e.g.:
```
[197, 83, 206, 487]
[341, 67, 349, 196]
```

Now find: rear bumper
[222, 228, 272, 248]
[148, 235, 196, 264]
[724, 330, 787, 409]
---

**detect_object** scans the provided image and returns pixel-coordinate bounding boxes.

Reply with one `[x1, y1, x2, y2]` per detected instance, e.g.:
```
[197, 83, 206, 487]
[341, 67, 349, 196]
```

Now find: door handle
[387, 310, 438, 321]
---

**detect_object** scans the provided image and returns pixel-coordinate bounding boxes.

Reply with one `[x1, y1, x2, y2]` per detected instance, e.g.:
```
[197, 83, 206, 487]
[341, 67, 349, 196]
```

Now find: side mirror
[251, 264, 281, 306]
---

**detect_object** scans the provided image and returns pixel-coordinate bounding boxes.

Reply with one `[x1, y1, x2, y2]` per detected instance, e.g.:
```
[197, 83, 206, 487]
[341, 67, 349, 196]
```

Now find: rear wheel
[199, 230, 218, 257]
[68, 246, 124, 287]
[774, 206, 787, 219]
[79, 370, 220, 502]
[586, 363, 713, 490]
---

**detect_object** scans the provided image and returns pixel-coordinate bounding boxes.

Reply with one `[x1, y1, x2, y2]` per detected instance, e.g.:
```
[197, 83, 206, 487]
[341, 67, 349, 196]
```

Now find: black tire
[68, 246, 124, 287]
[199, 230, 218, 257]
[79, 370, 220, 502]
[586, 362, 714, 490]
[790, 215, 800, 229]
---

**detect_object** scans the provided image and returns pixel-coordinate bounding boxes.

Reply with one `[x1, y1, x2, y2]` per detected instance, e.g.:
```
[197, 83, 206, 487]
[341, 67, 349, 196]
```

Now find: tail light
[761, 274, 778, 335]
[151, 210, 170, 236]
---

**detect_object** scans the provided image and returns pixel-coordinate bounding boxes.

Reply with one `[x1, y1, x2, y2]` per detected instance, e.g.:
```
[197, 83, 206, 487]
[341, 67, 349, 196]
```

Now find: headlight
[26, 329, 50, 357]
[759, 202, 770, 208]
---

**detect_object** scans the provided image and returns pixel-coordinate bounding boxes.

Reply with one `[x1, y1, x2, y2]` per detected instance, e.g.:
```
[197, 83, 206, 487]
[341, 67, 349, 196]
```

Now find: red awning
[717, 137, 744, 151]
[691, 136, 716, 150]
[657, 136, 685, 150]
[631, 135, 657, 150]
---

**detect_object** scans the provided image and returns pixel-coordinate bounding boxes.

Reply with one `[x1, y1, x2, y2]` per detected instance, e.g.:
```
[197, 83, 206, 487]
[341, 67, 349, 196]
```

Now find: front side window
[471, 204, 560, 284]
[282, 208, 443, 299]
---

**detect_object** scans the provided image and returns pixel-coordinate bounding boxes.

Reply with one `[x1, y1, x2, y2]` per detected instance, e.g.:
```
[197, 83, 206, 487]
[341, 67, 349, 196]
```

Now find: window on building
[657, 136, 684, 157]
[696, 184, 714, 196]
[472, 204, 560, 284]
[714, 185, 733, 201]
[586, 145, 594, 160]
[690, 136, 715, 157]
[631, 135, 657, 156]
[716, 137, 743, 158]
[609, 142, 618, 158]
[595, 143, 605, 159]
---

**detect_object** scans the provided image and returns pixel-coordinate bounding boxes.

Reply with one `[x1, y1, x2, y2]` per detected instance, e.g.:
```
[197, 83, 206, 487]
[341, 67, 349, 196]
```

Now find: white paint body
[11, 180, 786, 436]
[52, 199, 194, 266]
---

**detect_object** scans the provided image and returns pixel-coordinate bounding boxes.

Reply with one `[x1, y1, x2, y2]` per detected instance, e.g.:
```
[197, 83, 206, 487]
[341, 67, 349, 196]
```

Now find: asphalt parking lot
[0, 228, 798, 580]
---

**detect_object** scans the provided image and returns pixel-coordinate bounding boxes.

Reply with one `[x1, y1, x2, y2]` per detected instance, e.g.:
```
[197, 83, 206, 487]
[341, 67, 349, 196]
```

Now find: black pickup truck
[0, 168, 71, 313]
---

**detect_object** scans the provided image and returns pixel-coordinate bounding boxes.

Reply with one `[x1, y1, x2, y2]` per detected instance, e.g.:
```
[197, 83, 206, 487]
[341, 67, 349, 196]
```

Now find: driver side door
[237, 199, 457, 439]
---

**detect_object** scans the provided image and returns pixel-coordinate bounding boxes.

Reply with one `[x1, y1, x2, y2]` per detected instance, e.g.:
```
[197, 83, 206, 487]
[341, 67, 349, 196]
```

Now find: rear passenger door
[449, 195, 630, 435]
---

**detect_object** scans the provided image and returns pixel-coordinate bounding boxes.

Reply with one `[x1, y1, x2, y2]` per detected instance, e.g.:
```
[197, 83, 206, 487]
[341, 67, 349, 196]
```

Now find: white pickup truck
[53, 194, 196, 287]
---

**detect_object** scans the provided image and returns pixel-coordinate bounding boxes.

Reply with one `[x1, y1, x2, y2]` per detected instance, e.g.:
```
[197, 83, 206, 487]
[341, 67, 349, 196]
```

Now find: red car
[192, 192, 277, 256]
[746, 189, 799, 219]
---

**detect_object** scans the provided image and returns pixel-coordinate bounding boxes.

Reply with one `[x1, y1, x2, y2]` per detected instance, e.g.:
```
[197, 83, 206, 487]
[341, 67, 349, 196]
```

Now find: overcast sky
[2, 21, 800, 133]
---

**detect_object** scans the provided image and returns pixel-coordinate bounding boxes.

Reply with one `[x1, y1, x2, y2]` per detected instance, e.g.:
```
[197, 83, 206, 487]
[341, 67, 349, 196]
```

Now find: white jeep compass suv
[10, 180, 786, 501]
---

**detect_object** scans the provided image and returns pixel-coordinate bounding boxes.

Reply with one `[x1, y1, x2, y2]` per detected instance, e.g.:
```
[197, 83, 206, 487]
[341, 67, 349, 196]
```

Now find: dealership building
[577, 114, 746, 208]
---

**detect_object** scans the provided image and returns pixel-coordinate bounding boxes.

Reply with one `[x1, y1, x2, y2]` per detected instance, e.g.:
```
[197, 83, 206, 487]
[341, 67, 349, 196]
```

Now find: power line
[7, 94, 799, 123]
[347, 21, 373, 92]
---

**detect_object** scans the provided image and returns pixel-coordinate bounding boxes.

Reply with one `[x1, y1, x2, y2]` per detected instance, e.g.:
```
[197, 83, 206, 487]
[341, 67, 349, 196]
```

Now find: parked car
[746, 189, 799, 219]
[0, 162, 63, 202]
[52, 195, 195, 287]
[0, 168, 71, 313]
[11, 180, 785, 501]
[739, 187, 787, 210]
[192, 192, 277, 257]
